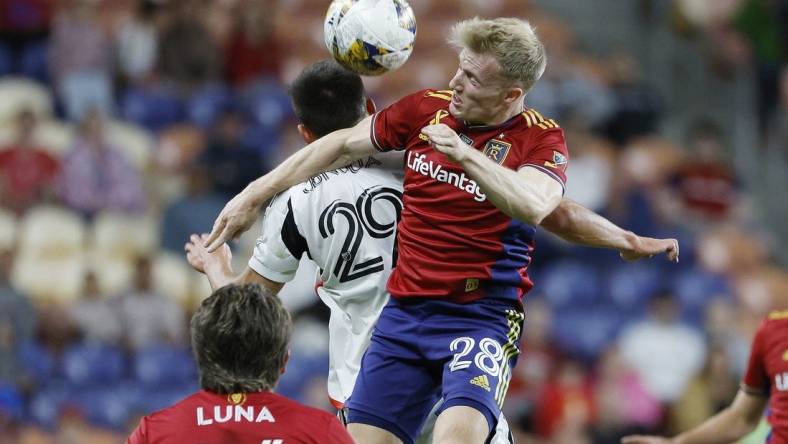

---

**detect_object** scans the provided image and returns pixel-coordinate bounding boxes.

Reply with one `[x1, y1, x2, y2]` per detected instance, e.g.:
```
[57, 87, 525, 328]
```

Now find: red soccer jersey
[126, 390, 354, 444]
[371, 89, 568, 304]
[742, 311, 788, 443]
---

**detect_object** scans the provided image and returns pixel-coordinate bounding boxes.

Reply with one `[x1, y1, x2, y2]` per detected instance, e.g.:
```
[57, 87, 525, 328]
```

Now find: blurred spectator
[668, 344, 739, 434]
[224, 1, 282, 86]
[669, 119, 740, 223]
[160, 166, 225, 253]
[115, 0, 160, 87]
[0, 108, 60, 214]
[117, 255, 186, 351]
[619, 291, 706, 403]
[525, 15, 614, 129]
[730, 0, 787, 130]
[48, 0, 113, 120]
[562, 129, 615, 212]
[198, 109, 268, 198]
[591, 346, 662, 443]
[58, 110, 146, 218]
[506, 299, 563, 433]
[703, 298, 751, 376]
[601, 52, 662, 146]
[67, 270, 122, 345]
[533, 359, 595, 439]
[0, 248, 36, 386]
[157, 2, 222, 92]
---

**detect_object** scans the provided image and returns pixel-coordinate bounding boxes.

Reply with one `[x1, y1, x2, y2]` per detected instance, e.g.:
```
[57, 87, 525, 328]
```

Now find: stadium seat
[187, 84, 232, 128]
[0, 208, 16, 250]
[671, 269, 731, 319]
[551, 307, 625, 360]
[540, 259, 603, 309]
[121, 87, 184, 131]
[33, 119, 75, 157]
[238, 80, 291, 130]
[11, 256, 85, 303]
[241, 122, 281, 159]
[133, 344, 196, 390]
[61, 343, 126, 388]
[28, 383, 70, 429]
[152, 252, 192, 307]
[73, 388, 133, 431]
[276, 352, 329, 402]
[0, 77, 53, 124]
[17, 340, 55, 384]
[91, 211, 158, 259]
[0, 43, 12, 76]
[19, 41, 49, 83]
[18, 205, 85, 259]
[0, 382, 24, 421]
[606, 262, 663, 313]
[104, 120, 154, 172]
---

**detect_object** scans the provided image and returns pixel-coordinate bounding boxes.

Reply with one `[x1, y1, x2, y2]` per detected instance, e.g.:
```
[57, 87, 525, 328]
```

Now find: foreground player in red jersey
[126, 284, 354, 444]
[623, 310, 788, 444]
[203, 17, 677, 444]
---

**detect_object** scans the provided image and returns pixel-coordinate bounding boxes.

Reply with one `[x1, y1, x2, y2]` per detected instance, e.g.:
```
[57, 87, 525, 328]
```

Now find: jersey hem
[247, 257, 293, 284]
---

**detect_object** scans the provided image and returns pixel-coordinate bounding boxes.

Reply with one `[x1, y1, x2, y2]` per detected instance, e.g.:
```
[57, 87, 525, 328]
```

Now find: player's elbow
[519, 195, 561, 226]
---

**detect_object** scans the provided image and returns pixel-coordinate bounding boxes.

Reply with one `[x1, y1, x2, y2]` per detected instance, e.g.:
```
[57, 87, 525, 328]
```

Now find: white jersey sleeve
[248, 189, 303, 283]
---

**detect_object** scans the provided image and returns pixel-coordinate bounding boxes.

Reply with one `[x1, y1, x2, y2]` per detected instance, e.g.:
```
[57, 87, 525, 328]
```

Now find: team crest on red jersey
[483, 139, 511, 165]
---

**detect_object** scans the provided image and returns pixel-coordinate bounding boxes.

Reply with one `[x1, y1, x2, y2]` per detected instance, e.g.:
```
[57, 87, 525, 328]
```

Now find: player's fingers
[205, 225, 231, 253]
[203, 216, 226, 249]
[620, 437, 646, 444]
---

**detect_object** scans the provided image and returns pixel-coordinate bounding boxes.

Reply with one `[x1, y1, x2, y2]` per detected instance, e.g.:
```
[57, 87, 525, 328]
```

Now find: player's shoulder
[763, 310, 788, 327]
[393, 88, 453, 113]
[268, 392, 337, 421]
[520, 107, 562, 133]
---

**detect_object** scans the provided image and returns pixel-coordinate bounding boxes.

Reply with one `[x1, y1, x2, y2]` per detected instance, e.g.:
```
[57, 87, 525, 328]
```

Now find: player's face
[448, 49, 516, 125]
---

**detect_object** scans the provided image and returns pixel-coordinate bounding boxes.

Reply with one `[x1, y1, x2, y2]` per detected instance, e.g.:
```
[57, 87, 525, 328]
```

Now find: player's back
[127, 390, 353, 444]
[250, 153, 403, 405]
[743, 310, 788, 443]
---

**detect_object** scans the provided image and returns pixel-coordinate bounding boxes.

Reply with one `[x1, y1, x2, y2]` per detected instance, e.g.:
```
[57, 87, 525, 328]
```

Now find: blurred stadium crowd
[0, 0, 785, 442]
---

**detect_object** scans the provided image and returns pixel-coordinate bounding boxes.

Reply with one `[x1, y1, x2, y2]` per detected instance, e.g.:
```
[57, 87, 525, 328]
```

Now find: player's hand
[204, 189, 262, 252]
[621, 435, 674, 444]
[186, 233, 232, 273]
[420, 124, 472, 163]
[620, 236, 679, 263]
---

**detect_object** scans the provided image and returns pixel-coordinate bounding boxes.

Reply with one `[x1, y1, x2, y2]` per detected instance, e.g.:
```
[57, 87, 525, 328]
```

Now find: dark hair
[289, 59, 367, 138]
[191, 284, 292, 394]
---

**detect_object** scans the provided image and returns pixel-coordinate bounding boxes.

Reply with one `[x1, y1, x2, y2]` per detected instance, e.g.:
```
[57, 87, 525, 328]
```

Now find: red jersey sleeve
[742, 320, 770, 396]
[519, 127, 569, 190]
[370, 90, 430, 152]
[323, 414, 355, 443]
[126, 417, 148, 444]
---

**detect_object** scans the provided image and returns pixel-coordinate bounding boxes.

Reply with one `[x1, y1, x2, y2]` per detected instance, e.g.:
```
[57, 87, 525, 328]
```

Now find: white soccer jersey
[249, 154, 403, 405]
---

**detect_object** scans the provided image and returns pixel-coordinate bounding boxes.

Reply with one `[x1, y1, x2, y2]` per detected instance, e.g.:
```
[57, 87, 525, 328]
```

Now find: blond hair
[449, 17, 547, 93]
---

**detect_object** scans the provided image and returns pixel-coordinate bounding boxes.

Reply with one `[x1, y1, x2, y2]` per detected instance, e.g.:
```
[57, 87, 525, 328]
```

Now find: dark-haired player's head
[191, 284, 292, 394]
[289, 59, 374, 143]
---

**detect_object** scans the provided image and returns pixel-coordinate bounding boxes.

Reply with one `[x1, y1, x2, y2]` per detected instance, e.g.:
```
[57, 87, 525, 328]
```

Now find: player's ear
[365, 97, 377, 115]
[504, 85, 524, 104]
[280, 350, 291, 375]
[297, 124, 317, 143]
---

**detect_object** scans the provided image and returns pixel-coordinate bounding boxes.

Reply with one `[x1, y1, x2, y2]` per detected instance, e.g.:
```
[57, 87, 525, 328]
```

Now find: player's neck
[478, 99, 525, 127]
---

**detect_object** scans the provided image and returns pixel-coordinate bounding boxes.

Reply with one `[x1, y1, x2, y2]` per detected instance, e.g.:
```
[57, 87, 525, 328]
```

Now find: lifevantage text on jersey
[406, 151, 486, 202]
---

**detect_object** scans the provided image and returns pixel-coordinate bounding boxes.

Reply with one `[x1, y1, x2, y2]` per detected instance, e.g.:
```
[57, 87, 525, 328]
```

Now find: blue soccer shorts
[345, 296, 524, 444]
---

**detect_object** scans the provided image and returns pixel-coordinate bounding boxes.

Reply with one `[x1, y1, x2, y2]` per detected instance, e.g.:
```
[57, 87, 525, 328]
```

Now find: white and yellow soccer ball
[324, 0, 417, 76]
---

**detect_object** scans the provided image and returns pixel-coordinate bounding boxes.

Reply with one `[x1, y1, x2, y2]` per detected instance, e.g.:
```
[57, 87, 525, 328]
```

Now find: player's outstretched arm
[541, 198, 679, 262]
[621, 389, 767, 444]
[185, 234, 284, 293]
[204, 116, 377, 252]
[421, 124, 563, 225]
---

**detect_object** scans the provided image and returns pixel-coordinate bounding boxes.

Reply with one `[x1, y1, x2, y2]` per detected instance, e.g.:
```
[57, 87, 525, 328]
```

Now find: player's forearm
[459, 149, 558, 225]
[672, 393, 763, 444]
[244, 128, 357, 206]
[673, 411, 756, 444]
[541, 198, 638, 250]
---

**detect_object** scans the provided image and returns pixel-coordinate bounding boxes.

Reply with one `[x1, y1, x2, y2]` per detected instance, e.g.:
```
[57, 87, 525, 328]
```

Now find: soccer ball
[324, 0, 417, 76]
